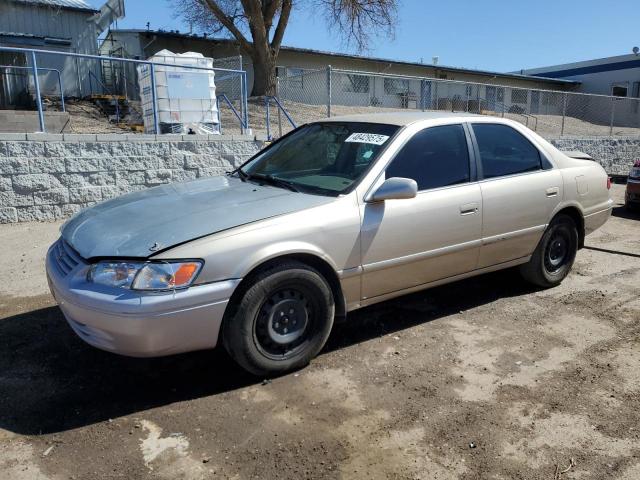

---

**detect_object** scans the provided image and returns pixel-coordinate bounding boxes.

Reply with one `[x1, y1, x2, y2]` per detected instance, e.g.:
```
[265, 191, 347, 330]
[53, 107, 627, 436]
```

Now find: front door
[360, 124, 482, 300]
[470, 123, 562, 268]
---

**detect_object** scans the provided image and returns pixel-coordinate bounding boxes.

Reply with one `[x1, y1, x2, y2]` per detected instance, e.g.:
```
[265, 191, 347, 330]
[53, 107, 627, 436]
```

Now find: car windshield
[239, 122, 399, 196]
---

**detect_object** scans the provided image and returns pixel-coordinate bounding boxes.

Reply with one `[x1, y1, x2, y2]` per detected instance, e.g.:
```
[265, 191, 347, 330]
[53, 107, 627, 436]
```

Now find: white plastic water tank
[137, 49, 220, 134]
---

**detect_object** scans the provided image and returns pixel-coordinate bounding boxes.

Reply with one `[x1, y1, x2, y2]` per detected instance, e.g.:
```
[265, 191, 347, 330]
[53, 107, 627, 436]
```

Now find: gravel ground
[0, 184, 638, 479]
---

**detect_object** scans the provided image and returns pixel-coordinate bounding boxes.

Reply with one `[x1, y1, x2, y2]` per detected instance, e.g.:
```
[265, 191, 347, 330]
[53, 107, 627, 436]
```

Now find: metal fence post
[242, 71, 249, 133]
[29, 50, 46, 133]
[561, 93, 567, 136]
[265, 96, 271, 140]
[420, 79, 426, 111]
[57, 70, 65, 112]
[149, 62, 159, 135]
[326, 65, 332, 118]
[239, 72, 245, 134]
[465, 84, 470, 112]
[276, 76, 282, 137]
[610, 97, 616, 136]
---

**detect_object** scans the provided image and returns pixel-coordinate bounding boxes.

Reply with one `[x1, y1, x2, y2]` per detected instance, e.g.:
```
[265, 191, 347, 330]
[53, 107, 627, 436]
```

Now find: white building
[519, 53, 640, 127]
[519, 53, 640, 98]
[101, 29, 578, 112]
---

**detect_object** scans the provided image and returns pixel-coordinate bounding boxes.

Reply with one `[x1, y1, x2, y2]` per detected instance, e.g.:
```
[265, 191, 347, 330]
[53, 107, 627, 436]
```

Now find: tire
[222, 261, 335, 376]
[519, 214, 579, 288]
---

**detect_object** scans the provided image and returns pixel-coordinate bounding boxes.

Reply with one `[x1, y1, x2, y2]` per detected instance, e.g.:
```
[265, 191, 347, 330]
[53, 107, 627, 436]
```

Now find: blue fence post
[239, 72, 245, 134]
[30, 50, 46, 133]
[215, 96, 222, 134]
[149, 62, 159, 135]
[57, 70, 65, 112]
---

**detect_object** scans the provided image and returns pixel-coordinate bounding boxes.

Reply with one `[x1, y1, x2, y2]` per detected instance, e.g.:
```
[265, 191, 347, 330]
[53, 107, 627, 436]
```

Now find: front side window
[472, 123, 542, 178]
[385, 125, 471, 191]
[241, 122, 398, 196]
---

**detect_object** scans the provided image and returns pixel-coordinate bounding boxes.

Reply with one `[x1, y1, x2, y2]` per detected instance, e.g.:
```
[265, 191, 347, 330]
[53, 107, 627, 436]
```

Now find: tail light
[630, 160, 640, 180]
[607, 177, 611, 190]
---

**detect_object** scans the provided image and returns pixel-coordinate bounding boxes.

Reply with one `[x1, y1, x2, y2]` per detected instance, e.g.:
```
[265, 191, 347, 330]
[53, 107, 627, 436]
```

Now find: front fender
[231, 241, 340, 279]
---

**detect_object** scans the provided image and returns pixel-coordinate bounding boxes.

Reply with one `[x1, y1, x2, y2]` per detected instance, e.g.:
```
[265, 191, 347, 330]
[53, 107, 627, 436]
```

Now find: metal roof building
[102, 29, 580, 94]
[0, 0, 100, 101]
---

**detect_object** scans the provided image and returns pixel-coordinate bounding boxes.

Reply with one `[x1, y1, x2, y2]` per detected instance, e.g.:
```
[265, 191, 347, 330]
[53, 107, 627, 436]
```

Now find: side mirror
[367, 177, 418, 203]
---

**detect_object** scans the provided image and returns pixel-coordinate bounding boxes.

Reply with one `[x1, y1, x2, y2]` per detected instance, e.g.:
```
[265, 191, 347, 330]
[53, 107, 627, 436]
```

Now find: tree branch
[270, 0, 291, 53]
[262, 0, 281, 31]
[199, 0, 253, 52]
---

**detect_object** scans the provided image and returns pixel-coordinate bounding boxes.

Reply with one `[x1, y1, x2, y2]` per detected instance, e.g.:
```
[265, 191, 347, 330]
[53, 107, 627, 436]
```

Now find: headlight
[132, 262, 202, 291]
[87, 260, 203, 291]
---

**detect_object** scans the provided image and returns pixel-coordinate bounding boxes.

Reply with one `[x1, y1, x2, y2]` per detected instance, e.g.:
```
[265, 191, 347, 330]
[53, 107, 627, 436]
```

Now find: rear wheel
[519, 214, 578, 288]
[222, 261, 335, 376]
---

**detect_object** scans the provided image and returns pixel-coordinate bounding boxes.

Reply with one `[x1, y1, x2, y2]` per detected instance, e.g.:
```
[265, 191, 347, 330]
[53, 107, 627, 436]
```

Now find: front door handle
[546, 187, 559, 197]
[460, 202, 479, 215]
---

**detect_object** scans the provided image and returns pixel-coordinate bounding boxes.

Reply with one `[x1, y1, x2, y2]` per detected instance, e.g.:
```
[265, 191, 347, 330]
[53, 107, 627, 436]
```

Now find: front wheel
[222, 261, 335, 376]
[519, 214, 579, 288]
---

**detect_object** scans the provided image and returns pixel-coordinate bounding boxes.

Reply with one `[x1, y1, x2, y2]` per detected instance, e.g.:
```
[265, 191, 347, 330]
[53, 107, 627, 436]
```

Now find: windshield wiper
[227, 167, 248, 181]
[246, 173, 300, 192]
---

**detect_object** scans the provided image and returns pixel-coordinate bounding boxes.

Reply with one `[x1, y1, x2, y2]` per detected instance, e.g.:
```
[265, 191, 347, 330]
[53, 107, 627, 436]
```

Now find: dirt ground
[50, 96, 640, 139]
[0, 184, 638, 480]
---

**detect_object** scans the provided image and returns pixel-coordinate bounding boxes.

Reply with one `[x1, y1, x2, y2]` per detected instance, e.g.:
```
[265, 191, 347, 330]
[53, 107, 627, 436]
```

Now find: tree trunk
[250, 50, 277, 97]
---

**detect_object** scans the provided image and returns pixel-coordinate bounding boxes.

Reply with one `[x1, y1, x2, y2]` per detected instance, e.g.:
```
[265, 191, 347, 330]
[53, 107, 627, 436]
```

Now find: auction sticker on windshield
[345, 133, 390, 145]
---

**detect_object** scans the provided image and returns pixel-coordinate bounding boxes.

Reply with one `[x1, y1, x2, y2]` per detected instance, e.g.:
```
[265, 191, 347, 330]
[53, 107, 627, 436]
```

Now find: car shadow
[0, 268, 537, 435]
[612, 204, 640, 220]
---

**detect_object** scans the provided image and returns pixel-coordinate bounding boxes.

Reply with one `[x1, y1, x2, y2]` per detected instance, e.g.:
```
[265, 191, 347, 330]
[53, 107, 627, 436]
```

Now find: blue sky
[89, 0, 640, 72]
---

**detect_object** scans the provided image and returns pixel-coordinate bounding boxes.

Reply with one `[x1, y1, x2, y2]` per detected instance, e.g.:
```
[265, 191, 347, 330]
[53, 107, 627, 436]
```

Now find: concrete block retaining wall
[549, 136, 639, 176]
[0, 133, 638, 224]
[0, 133, 265, 224]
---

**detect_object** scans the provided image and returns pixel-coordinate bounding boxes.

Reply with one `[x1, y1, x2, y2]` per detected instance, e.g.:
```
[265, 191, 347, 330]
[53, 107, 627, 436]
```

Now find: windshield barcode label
[345, 133, 390, 145]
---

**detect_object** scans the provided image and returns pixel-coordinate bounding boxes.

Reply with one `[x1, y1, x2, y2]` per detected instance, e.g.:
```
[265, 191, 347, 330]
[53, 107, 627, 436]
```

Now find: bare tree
[172, 0, 398, 96]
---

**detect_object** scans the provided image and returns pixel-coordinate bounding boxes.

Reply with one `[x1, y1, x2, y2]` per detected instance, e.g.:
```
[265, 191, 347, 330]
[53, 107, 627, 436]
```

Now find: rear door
[360, 124, 482, 300]
[470, 123, 562, 268]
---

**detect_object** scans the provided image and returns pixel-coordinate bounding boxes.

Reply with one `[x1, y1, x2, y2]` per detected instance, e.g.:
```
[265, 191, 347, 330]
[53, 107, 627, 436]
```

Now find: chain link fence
[274, 66, 640, 139]
[0, 46, 249, 135]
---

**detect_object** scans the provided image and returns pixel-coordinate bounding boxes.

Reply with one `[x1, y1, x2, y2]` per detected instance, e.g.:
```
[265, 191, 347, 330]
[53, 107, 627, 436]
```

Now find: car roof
[321, 111, 484, 126]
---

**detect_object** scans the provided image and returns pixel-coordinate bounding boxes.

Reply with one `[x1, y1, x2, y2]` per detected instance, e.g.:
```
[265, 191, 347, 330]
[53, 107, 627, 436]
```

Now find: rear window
[472, 124, 542, 179]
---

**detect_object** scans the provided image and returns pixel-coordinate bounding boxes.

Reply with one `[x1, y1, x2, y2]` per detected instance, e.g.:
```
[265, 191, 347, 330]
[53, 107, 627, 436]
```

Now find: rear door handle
[546, 187, 559, 197]
[459, 202, 479, 215]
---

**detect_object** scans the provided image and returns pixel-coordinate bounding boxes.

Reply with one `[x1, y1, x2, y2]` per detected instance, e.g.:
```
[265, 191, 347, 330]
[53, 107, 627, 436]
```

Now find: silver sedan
[46, 112, 613, 375]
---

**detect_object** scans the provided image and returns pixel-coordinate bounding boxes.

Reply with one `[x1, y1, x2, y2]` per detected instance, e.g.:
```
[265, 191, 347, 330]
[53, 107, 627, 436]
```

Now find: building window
[343, 74, 370, 93]
[384, 78, 409, 94]
[511, 89, 528, 104]
[286, 67, 304, 89]
[611, 84, 628, 97]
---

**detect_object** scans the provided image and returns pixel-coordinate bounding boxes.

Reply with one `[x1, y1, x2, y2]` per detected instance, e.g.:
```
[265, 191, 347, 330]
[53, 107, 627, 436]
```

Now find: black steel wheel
[520, 214, 578, 288]
[222, 261, 335, 376]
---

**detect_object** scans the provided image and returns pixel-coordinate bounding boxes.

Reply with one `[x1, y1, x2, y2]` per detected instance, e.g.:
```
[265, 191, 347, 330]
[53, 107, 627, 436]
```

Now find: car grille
[52, 238, 85, 276]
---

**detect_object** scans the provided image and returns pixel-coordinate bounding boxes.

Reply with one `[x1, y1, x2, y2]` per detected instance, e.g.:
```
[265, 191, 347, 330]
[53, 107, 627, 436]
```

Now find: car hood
[62, 176, 334, 259]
